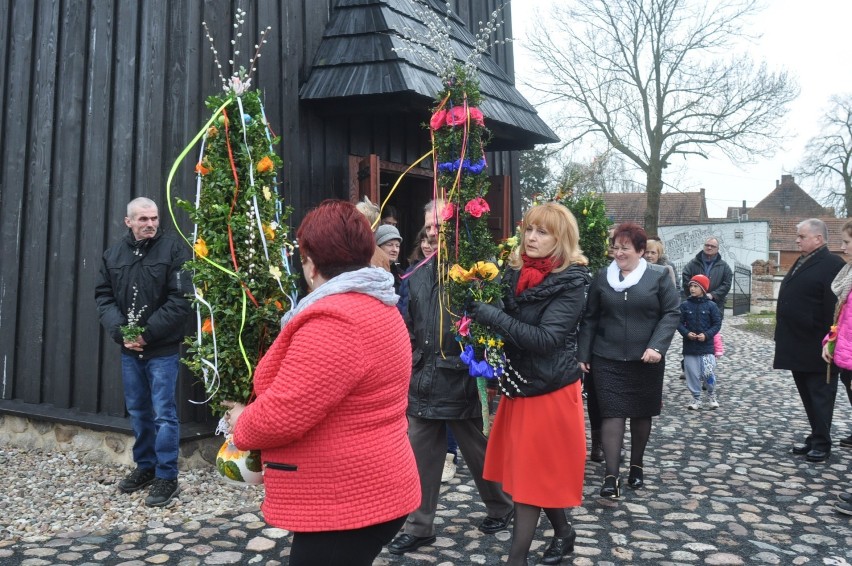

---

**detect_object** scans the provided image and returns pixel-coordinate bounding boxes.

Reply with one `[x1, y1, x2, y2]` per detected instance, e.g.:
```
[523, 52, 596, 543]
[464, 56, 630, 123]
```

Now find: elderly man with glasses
[681, 237, 733, 318]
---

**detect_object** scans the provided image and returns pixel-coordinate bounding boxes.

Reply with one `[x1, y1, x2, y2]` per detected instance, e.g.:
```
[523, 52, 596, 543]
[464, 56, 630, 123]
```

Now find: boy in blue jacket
[678, 275, 722, 410]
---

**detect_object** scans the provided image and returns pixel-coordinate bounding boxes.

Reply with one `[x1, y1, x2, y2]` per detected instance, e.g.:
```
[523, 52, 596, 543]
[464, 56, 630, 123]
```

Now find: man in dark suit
[774, 218, 846, 463]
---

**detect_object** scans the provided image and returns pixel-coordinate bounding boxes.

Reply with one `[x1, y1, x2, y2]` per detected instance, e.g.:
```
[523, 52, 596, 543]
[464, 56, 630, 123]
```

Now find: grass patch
[738, 311, 775, 340]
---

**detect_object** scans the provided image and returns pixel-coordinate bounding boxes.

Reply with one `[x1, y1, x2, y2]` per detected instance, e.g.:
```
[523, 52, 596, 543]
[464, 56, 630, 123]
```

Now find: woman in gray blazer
[578, 223, 680, 498]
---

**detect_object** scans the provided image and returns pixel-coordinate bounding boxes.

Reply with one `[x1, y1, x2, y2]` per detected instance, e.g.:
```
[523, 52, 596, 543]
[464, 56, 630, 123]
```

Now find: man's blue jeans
[121, 353, 180, 479]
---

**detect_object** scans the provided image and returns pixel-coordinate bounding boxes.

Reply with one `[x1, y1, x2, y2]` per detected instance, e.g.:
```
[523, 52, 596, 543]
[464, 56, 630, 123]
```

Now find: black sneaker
[145, 478, 179, 507]
[118, 467, 155, 493]
[839, 434, 852, 448]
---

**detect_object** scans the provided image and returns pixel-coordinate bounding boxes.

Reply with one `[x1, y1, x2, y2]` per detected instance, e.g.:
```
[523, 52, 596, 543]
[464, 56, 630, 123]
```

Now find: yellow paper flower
[263, 224, 275, 241]
[487, 337, 497, 347]
[478, 336, 487, 344]
[449, 264, 473, 283]
[194, 238, 208, 258]
[473, 261, 499, 281]
[269, 265, 282, 281]
[262, 186, 272, 201]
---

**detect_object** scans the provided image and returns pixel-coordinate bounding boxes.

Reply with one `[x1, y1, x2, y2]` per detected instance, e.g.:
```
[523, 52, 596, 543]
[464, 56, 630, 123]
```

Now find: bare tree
[528, 0, 798, 234]
[798, 95, 852, 217]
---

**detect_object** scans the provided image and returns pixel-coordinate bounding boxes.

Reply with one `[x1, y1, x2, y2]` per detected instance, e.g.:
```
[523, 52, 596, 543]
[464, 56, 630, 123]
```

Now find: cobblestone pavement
[2, 319, 852, 565]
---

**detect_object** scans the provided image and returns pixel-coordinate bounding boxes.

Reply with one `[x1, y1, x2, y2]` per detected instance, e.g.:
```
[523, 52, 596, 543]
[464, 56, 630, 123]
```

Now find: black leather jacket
[405, 258, 482, 419]
[95, 229, 191, 359]
[472, 264, 591, 397]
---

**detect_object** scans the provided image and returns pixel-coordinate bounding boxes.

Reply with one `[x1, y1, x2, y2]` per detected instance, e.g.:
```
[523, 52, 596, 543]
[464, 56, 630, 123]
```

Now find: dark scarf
[516, 254, 557, 295]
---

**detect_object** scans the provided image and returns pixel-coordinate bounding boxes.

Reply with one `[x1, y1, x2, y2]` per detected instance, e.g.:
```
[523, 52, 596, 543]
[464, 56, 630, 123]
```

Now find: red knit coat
[232, 292, 420, 531]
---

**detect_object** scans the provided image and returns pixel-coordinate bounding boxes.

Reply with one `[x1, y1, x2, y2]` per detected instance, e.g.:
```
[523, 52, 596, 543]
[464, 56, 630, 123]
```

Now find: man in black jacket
[387, 200, 513, 555]
[775, 218, 845, 463]
[95, 197, 191, 506]
[681, 237, 733, 316]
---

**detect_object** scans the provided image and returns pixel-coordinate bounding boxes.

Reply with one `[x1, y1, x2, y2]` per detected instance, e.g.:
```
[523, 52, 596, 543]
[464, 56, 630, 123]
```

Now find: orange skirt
[483, 381, 586, 508]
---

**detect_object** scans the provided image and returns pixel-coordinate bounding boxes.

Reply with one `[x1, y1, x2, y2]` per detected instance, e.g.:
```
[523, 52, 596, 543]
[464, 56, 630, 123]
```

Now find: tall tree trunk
[644, 165, 663, 237]
[845, 175, 852, 218]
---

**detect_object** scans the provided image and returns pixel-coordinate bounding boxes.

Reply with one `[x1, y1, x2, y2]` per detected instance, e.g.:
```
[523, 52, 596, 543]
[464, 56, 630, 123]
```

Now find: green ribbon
[166, 96, 255, 384]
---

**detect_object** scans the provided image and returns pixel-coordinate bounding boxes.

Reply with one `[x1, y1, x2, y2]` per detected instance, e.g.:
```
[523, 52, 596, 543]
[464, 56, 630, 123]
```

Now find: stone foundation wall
[0, 414, 221, 470]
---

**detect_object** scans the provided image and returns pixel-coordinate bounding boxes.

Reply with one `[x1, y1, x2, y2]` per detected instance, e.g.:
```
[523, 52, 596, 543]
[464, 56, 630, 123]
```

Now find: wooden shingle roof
[299, 0, 558, 150]
[601, 191, 707, 228]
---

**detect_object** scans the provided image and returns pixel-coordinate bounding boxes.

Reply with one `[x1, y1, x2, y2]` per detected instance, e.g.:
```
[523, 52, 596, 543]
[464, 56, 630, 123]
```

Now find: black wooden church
[0, 0, 555, 437]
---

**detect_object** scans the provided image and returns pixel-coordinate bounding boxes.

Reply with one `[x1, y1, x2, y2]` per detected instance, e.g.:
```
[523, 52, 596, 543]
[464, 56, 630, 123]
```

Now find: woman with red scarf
[468, 202, 590, 566]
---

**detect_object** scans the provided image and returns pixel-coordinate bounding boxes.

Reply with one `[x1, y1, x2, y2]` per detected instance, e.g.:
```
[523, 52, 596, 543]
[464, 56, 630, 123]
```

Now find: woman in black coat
[578, 222, 680, 498]
[469, 202, 589, 566]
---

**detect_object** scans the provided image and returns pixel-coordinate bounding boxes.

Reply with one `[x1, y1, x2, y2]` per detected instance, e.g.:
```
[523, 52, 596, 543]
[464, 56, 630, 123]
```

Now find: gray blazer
[579, 264, 681, 362]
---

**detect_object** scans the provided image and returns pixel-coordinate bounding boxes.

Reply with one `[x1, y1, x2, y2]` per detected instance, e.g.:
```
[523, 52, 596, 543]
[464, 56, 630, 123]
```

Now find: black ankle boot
[627, 465, 644, 489]
[590, 430, 604, 463]
[541, 524, 576, 565]
[599, 475, 620, 498]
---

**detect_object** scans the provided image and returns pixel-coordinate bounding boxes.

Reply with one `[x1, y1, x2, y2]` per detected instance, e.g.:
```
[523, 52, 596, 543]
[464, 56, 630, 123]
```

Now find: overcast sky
[510, 0, 852, 218]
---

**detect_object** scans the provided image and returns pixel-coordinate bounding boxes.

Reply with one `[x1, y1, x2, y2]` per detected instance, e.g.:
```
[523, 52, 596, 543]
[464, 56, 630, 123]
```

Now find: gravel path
[0, 447, 264, 541]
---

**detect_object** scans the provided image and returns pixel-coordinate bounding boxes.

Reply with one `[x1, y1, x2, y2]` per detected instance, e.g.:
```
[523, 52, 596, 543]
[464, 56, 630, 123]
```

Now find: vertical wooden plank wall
[0, 0, 327, 425]
[0, 0, 523, 427]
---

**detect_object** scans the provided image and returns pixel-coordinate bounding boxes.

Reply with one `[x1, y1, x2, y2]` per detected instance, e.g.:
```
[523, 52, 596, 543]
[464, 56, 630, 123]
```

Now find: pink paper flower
[446, 106, 467, 127]
[441, 202, 455, 221]
[456, 315, 472, 337]
[464, 197, 491, 218]
[430, 109, 447, 130]
[468, 107, 485, 126]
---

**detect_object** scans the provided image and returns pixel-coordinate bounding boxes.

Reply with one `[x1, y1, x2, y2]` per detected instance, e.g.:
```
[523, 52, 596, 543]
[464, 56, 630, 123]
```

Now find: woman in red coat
[223, 200, 420, 566]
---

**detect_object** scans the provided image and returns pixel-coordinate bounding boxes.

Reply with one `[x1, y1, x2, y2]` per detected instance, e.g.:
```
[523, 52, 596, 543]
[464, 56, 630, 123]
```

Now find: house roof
[602, 191, 707, 229]
[746, 175, 841, 252]
[747, 175, 831, 221]
[299, 0, 559, 150]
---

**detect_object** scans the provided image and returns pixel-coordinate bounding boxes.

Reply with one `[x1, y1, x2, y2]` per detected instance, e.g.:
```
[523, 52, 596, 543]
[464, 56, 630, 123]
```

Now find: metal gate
[732, 263, 752, 316]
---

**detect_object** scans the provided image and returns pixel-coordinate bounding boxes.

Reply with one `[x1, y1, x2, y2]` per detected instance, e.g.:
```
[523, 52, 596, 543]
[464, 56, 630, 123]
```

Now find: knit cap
[689, 274, 710, 294]
[375, 224, 402, 246]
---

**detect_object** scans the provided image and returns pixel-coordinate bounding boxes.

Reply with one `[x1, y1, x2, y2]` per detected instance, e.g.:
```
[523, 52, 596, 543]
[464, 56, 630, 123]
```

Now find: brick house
[737, 175, 844, 271]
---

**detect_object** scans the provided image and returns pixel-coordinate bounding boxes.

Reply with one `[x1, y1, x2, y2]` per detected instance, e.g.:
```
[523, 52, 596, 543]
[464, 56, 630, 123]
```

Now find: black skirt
[592, 355, 664, 418]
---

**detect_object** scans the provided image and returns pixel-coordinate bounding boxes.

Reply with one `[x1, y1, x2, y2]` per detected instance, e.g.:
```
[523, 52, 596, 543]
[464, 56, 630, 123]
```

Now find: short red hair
[297, 200, 374, 279]
[612, 222, 647, 254]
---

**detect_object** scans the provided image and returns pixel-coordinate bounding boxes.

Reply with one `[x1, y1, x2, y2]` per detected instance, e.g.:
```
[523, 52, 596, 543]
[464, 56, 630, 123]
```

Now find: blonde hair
[355, 196, 380, 229]
[509, 202, 588, 271]
[646, 239, 665, 257]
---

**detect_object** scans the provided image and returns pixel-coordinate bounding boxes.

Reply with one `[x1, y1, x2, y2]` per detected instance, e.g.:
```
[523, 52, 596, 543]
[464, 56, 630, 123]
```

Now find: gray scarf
[831, 262, 852, 323]
[281, 267, 398, 329]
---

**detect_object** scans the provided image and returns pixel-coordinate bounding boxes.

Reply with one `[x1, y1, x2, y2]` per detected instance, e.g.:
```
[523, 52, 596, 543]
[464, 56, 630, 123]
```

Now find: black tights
[507, 503, 571, 566]
[600, 416, 652, 477]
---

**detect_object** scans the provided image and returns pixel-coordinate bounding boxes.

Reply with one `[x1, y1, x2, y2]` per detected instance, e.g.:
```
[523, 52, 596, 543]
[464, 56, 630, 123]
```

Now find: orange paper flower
[202, 318, 213, 334]
[263, 224, 275, 241]
[195, 161, 211, 175]
[257, 156, 274, 173]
